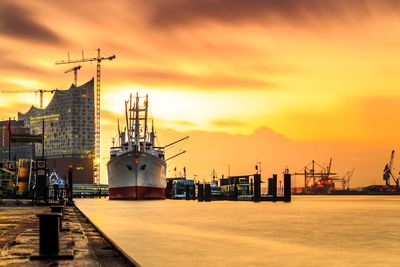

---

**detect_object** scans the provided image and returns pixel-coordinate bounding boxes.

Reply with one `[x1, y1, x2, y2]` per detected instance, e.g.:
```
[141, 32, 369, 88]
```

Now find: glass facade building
[17, 79, 95, 184]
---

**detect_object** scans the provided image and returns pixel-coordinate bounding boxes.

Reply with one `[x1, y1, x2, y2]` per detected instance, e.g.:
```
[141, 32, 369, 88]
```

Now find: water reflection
[76, 196, 400, 266]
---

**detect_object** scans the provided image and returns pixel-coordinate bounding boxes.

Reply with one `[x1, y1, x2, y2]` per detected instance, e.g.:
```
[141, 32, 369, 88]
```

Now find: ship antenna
[150, 119, 155, 146]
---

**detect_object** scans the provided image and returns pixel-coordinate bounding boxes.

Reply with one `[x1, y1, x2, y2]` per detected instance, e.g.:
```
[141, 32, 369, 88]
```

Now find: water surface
[76, 196, 400, 266]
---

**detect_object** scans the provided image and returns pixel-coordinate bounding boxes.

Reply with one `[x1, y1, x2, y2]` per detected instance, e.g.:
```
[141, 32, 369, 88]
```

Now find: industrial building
[14, 79, 95, 184]
[0, 120, 33, 161]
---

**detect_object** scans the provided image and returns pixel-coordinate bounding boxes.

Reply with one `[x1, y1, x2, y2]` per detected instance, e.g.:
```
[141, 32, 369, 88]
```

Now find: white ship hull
[107, 151, 166, 199]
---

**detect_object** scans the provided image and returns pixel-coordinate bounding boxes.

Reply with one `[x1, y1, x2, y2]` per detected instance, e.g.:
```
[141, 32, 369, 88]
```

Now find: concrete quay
[0, 200, 137, 266]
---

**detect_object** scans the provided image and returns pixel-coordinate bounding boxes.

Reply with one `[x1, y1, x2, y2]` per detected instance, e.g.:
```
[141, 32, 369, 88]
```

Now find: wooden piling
[198, 184, 204, 202]
[284, 173, 291, 202]
[204, 184, 211, 202]
[272, 174, 277, 202]
[253, 174, 261, 202]
[268, 178, 273, 195]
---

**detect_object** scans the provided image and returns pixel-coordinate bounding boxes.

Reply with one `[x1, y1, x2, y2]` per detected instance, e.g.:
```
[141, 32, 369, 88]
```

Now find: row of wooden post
[183, 173, 291, 202]
[267, 174, 291, 202]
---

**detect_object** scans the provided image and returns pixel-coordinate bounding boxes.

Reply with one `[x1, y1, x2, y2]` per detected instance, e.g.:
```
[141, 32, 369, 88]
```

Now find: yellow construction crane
[65, 65, 82, 86]
[1, 89, 56, 108]
[55, 49, 116, 184]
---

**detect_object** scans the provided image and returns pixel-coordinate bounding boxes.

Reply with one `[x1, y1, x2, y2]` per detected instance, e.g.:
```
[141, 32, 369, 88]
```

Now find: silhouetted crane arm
[55, 55, 115, 65]
[64, 65, 81, 74]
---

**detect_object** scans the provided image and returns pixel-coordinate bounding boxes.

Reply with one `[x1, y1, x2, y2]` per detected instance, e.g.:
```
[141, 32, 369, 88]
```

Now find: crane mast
[64, 65, 82, 86]
[56, 49, 116, 184]
[383, 150, 395, 186]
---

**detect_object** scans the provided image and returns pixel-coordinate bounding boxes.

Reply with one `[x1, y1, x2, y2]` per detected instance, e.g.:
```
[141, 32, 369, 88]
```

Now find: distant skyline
[1, 0, 399, 186]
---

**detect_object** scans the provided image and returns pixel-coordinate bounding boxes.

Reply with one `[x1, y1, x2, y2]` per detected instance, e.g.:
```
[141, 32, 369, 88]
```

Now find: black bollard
[272, 174, 277, 202]
[67, 165, 74, 205]
[198, 184, 204, 202]
[204, 183, 211, 202]
[50, 206, 64, 230]
[284, 173, 291, 202]
[50, 205, 63, 214]
[254, 174, 261, 202]
[36, 213, 61, 254]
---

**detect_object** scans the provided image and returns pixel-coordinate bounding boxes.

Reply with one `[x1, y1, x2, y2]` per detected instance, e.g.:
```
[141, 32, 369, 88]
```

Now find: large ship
[107, 93, 166, 199]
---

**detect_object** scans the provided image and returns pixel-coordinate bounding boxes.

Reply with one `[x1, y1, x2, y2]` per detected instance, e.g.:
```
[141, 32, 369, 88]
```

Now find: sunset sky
[1, 0, 400, 186]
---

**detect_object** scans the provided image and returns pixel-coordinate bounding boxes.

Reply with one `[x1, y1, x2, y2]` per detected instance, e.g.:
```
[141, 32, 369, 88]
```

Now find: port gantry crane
[383, 150, 399, 187]
[294, 158, 339, 193]
[341, 167, 355, 190]
[64, 65, 82, 86]
[55, 49, 116, 184]
[1, 89, 57, 109]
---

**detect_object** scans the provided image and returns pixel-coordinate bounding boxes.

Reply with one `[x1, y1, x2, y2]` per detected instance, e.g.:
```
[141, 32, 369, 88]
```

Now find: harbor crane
[341, 167, 355, 190]
[294, 158, 339, 193]
[383, 150, 395, 186]
[1, 89, 56, 108]
[65, 65, 81, 86]
[383, 150, 399, 187]
[55, 49, 116, 184]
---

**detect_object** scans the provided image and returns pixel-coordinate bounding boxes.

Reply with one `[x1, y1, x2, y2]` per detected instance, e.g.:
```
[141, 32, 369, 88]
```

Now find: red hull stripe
[109, 186, 165, 200]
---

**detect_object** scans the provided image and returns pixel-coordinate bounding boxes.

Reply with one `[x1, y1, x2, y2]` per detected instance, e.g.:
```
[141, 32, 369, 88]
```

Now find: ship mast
[125, 100, 130, 141]
[134, 93, 140, 151]
[143, 94, 148, 151]
[150, 120, 155, 146]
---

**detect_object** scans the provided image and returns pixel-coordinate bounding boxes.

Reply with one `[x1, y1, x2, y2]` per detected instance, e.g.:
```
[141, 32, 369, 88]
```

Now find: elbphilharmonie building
[18, 79, 95, 184]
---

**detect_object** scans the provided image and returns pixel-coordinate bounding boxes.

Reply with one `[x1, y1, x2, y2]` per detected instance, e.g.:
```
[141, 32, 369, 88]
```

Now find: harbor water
[76, 196, 400, 266]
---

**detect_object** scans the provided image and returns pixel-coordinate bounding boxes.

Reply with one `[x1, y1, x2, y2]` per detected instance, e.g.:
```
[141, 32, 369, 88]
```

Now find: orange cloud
[146, 0, 400, 28]
[211, 119, 247, 127]
[0, 1, 64, 44]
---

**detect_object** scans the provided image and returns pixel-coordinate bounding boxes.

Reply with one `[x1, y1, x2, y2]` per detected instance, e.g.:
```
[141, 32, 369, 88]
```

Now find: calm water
[76, 196, 400, 267]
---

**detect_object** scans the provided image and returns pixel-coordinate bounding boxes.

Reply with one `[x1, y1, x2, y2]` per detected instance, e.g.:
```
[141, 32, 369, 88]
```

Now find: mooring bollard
[50, 206, 64, 230]
[253, 174, 261, 202]
[198, 184, 204, 202]
[36, 213, 62, 254]
[272, 174, 277, 202]
[204, 183, 211, 202]
[67, 165, 74, 205]
[284, 173, 291, 202]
